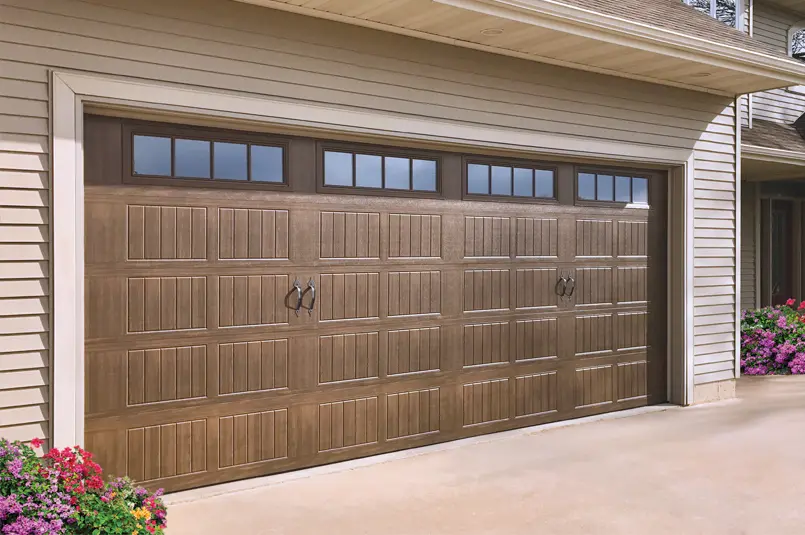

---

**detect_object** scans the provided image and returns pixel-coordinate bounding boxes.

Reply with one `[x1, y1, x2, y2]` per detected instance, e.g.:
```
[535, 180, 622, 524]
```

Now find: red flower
[786, 298, 796, 306]
[798, 301, 805, 311]
[30, 437, 43, 448]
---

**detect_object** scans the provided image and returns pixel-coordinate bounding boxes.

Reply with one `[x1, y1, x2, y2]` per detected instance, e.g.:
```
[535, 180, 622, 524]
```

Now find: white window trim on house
[684, 0, 746, 30]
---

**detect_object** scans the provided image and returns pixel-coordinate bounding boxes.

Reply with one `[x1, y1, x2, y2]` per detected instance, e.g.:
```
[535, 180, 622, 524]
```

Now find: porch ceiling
[235, 0, 805, 95]
[763, 0, 805, 19]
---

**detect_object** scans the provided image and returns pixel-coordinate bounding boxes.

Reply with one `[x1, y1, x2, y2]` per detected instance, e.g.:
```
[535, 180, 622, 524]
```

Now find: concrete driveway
[166, 377, 805, 535]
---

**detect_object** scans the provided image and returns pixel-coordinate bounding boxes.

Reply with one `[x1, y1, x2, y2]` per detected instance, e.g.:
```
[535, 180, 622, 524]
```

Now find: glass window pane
[615, 176, 631, 202]
[716, 0, 736, 26]
[513, 168, 533, 197]
[688, 0, 711, 16]
[632, 177, 649, 204]
[213, 142, 247, 180]
[597, 175, 614, 201]
[385, 157, 410, 190]
[491, 166, 512, 196]
[578, 172, 596, 200]
[133, 135, 171, 176]
[324, 151, 353, 186]
[251, 145, 284, 183]
[794, 29, 805, 59]
[412, 159, 437, 192]
[356, 154, 382, 188]
[468, 164, 489, 194]
[535, 170, 554, 198]
[174, 139, 211, 178]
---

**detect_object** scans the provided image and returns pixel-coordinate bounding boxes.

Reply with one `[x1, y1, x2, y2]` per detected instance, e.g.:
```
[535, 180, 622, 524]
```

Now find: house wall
[740, 182, 759, 310]
[752, 2, 805, 124]
[0, 0, 739, 444]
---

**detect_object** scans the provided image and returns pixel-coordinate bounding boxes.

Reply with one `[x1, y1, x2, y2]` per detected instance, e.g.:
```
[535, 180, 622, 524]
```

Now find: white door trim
[50, 70, 696, 447]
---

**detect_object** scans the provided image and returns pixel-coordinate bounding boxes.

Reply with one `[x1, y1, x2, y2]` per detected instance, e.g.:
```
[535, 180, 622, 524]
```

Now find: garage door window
[323, 148, 438, 193]
[132, 134, 285, 183]
[466, 161, 556, 200]
[578, 171, 649, 205]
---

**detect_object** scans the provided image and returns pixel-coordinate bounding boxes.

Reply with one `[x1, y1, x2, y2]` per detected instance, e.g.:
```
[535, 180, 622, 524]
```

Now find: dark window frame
[575, 166, 651, 207]
[316, 141, 443, 198]
[461, 155, 559, 204]
[122, 122, 291, 191]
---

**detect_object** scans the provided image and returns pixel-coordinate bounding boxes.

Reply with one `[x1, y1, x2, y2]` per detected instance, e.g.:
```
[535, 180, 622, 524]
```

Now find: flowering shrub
[741, 298, 805, 375]
[0, 439, 166, 535]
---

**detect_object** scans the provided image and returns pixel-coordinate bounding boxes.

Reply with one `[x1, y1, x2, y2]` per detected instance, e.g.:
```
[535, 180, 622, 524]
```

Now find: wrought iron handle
[555, 276, 567, 297]
[302, 278, 316, 316]
[565, 276, 576, 297]
[292, 279, 303, 316]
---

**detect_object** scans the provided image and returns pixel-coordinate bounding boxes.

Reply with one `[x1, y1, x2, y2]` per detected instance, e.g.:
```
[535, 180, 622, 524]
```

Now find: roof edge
[742, 144, 805, 166]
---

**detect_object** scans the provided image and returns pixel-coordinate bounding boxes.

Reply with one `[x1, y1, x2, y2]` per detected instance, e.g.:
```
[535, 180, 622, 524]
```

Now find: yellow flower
[132, 507, 152, 522]
[132, 531, 138, 535]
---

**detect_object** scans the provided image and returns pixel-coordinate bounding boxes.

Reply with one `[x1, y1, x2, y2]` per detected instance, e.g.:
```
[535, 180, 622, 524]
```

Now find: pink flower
[786, 298, 796, 307]
[30, 438, 43, 449]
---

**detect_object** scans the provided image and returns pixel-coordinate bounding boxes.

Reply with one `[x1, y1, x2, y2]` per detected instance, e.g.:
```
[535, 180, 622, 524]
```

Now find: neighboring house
[738, 1, 805, 307]
[1, 0, 804, 493]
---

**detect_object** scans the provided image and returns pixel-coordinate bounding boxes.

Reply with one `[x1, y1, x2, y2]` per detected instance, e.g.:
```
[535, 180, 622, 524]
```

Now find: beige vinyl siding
[740, 181, 758, 311]
[0, 0, 738, 434]
[751, 4, 805, 124]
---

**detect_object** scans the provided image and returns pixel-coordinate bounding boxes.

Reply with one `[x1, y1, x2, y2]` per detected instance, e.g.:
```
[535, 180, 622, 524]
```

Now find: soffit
[762, 0, 805, 19]
[235, 0, 805, 95]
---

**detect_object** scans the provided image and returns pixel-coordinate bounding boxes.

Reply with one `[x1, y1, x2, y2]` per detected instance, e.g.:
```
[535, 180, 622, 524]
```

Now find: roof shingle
[743, 119, 805, 153]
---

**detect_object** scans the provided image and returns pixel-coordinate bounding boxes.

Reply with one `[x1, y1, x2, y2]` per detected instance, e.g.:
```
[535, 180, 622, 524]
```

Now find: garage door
[84, 116, 667, 492]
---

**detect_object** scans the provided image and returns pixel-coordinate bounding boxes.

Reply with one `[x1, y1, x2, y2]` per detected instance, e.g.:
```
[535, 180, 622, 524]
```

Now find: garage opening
[83, 115, 667, 492]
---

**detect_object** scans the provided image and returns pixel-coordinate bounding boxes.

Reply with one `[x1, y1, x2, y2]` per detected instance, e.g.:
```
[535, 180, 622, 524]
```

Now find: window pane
[133, 135, 171, 176]
[491, 166, 512, 196]
[468, 164, 489, 194]
[213, 142, 247, 180]
[794, 29, 805, 59]
[535, 170, 554, 198]
[251, 145, 284, 183]
[513, 168, 533, 197]
[688, 0, 711, 16]
[174, 139, 211, 178]
[324, 151, 353, 186]
[385, 157, 410, 190]
[632, 177, 649, 204]
[716, 0, 736, 26]
[597, 175, 614, 201]
[578, 173, 596, 200]
[356, 154, 382, 188]
[412, 159, 437, 192]
[615, 176, 631, 202]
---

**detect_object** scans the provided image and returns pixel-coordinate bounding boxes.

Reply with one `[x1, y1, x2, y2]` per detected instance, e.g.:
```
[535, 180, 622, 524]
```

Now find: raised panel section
[128, 346, 206, 405]
[575, 314, 613, 356]
[617, 221, 648, 257]
[128, 276, 206, 332]
[386, 388, 440, 440]
[464, 269, 510, 312]
[463, 322, 510, 367]
[218, 339, 289, 395]
[575, 365, 614, 408]
[219, 208, 289, 259]
[319, 332, 379, 384]
[575, 267, 613, 305]
[320, 211, 380, 259]
[515, 372, 558, 417]
[218, 409, 288, 468]
[388, 327, 440, 375]
[514, 218, 558, 258]
[462, 378, 510, 427]
[515, 268, 558, 309]
[617, 267, 648, 303]
[388, 271, 440, 316]
[218, 275, 289, 327]
[319, 273, 379, 321]
[576, 219, 613, 258]
[318, 397, 378, 451]
[127, 420, 206, 482]
[616, 312, 648, 350]
[128, 205, 206, 260]
[464, 216, 510, 257]
[617, 361, 648, 401]
[515, 318, 558, 361]
[389, 214, 441, 258]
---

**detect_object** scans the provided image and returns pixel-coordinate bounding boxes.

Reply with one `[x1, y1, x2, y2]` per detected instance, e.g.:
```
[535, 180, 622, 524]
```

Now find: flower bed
[0, 439, 166, 535]
[741, 298, 805, 375]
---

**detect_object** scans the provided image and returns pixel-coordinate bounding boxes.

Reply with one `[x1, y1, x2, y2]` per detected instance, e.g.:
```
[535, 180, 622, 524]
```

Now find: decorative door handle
[292, 279, 303, 316]
[555, 276, 568, 297]
[301, 278, 316, 316]
[565, 276, 576, 297]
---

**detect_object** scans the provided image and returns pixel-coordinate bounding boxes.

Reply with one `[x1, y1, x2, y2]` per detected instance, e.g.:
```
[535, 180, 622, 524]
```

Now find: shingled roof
[743, 120, 805, 153]
[549, 0, 787, 58]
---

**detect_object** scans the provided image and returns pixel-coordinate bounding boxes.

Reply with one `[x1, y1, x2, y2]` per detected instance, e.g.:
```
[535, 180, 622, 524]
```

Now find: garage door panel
[463, 269, 510, 312]
[219, 207, 288, 260]
[575, 219, 614, 258]
[388, 213, 442, 259]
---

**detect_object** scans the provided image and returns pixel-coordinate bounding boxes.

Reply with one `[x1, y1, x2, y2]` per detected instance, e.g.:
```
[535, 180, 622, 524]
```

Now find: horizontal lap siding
[751, 5, 805, 124]
[0, 0, 737, 435]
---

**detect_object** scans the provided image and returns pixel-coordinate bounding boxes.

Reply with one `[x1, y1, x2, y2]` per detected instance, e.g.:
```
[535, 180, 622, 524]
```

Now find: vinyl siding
[740, 182, 758, 310]
[0, 0, 738, 438]
[751, 3, 805, 124]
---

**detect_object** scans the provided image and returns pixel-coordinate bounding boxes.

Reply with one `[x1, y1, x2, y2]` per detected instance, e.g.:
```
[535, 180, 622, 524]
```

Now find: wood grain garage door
[84, 116, 666, 492]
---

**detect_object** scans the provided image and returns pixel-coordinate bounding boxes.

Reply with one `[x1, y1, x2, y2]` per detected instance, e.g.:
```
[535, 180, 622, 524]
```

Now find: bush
[741, 298, 805, 375]
[0, 439, 166, 535]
